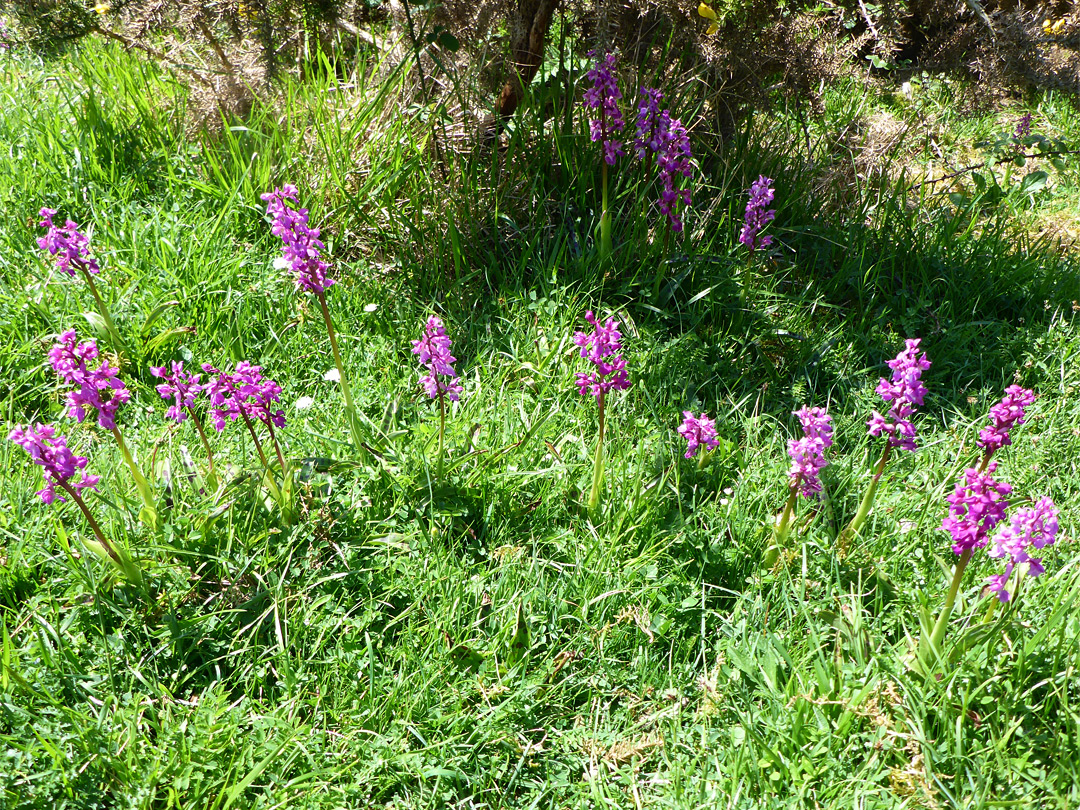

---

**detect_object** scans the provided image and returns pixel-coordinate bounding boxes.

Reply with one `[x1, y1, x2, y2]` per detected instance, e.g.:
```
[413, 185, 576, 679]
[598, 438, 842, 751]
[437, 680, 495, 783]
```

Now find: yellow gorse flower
[1042, 17, 1071, 36]
[698, 3, 720, 35]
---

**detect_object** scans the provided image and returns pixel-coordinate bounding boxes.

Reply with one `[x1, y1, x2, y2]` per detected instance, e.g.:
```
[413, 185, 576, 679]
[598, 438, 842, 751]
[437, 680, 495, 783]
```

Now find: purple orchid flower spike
[37, 208, 100, 277]
[984, 496, 1058, 602]
[573, 311, 631, 400]
[678, 411, 719, 459]
[8, 423, 99, 505]
[867, 338, 931, 452]
[262, 186, 335, 295]
[978, 385, 1035, 457]
[412, 315, 463, 402]
[583, 51, 626, 166]
[787, 406, 833, 498]
[151, 361, 203, 423]
[49, 330, 130, 431]
[739, 176, 776, 253]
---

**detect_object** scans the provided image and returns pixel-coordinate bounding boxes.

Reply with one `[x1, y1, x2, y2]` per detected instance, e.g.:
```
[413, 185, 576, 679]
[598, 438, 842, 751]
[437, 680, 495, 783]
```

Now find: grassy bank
[1, 40, 1079, 808]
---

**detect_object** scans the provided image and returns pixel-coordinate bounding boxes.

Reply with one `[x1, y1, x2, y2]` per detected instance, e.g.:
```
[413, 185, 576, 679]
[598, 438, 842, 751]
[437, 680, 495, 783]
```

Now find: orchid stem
[265, 421, 287, 473]
[81, 267, 125, 354]
[588, 390, 606, 516]
[924, 549, 972, 663]
[189, 411, 216, 478]
[739, 252, 753, 307]
[600, 162, 612, 260]
[62, 484, 121, 566]
[437, 392, 446, 482]
[319, 291, 365, 451]
[319, 292, 354, 411]
[839, 442, 891, 555]
[652, 229, 671, 302]
[241, 413, 270, 470]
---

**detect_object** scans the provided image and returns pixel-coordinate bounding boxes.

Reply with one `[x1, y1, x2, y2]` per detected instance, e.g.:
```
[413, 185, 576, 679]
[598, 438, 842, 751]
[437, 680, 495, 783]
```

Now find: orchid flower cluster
[739, 175, 776, 254]
[580, 51, 696, 260]
[633, 88, 664, 160]
[940, 386, 1053, 603]
[868, 338, 931, 452]
[412, 316, 464, 480]
[413, 316, 463, 402]
[583, 50, 626, 166]
[200, 361, 288, 474]
[573, 311, 630, 399]
[978, 384, 1036, 454]
[9, 423, 98, 505]
[37, 208, 123, 350]
[151, 362, 203, 424]
[37, 208, 100, 276]
[263, 185, 363, 451]
[678, 412, 719, 460]
[573, 311, 632, 514]
[1014, 112, 1032, 145]
[768, 406, 834, 558]
[788, 407, 834, 498]
[202, 361, 286, 433]
[841, 339, 931, 547]
[261, 185, 335, 295]
[984, 497, 1058, 601]
[151, 361, 217, 479]
[49, 329, 129, 430]
[633, 90, 694, 233]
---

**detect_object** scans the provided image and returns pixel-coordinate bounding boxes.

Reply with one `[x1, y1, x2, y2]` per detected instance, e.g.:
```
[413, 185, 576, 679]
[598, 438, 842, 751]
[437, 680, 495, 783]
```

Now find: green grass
[1, 38, 1080, 809]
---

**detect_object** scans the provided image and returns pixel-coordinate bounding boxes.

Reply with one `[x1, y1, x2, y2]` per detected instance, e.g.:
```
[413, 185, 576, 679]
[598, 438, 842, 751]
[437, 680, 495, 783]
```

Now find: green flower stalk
[262, 185, 366, 452]
[840, 339, 930, 553]
[589, 389, 607, 514]
[583, 51, 625, 260]
[48, 330, 158, 531]
[767, 406, 833, 566]
[412, 316, 463, 482]
[37, 208, 125, 352]
[9, 423, 141, 584]
[317, 291, 365, 451]
[600, 162, 613, 259]
[574, 311, 631, 517]
[838, 443, 890, 552]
